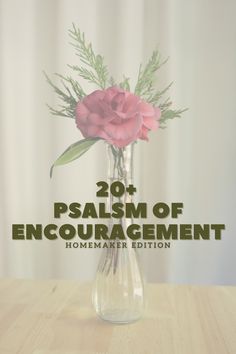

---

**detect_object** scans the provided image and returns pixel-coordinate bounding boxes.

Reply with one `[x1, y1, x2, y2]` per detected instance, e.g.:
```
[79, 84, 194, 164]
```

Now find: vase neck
[106, 143, 134, 215]
[107, 144, 134, 186]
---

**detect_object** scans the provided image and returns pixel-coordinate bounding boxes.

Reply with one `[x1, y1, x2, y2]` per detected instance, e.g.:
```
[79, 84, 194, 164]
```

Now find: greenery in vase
[45, 24, 187, 177]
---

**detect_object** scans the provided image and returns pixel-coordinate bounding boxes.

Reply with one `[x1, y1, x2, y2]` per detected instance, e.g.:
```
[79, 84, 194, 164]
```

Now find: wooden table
[0, 279, 235, 354]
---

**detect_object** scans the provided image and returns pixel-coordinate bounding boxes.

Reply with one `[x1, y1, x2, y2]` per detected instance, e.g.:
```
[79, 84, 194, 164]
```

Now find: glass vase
[92, 143, 145, 324]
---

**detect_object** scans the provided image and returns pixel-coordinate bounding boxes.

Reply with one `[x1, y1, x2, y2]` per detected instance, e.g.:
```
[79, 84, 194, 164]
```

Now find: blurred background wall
[0, 0, 235, 284]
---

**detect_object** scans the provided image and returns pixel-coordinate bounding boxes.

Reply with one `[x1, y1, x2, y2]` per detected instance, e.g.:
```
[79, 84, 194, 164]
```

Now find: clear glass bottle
[92, 143, 145, 324]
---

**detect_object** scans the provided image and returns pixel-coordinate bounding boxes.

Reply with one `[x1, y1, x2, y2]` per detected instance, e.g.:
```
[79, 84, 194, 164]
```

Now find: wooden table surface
[0, 279, 235, 354]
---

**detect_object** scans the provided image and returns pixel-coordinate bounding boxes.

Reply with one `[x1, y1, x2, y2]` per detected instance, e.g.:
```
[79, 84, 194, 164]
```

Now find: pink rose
[75, 86, 161, 148]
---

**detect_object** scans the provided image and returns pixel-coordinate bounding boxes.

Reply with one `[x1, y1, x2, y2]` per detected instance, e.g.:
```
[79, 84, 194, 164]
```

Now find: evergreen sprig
[44, 72, 84, 118]
[134, 51, 168, 97]
[146, 82, 173, 106]
[119, 76, 130, 91]
[68, 23, 108, 89]
[134, 51, 187, 126]
[46, 24, 187, 176]
[159, 108, 188, 128]
[45, 24, 187, 127]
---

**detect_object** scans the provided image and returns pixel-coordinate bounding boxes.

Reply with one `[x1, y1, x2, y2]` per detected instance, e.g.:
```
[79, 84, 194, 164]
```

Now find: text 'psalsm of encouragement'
[12, 181, 225, 248]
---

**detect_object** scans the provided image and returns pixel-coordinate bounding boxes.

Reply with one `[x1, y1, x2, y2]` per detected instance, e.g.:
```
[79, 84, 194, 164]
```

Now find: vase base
[96, 309, 142, 324]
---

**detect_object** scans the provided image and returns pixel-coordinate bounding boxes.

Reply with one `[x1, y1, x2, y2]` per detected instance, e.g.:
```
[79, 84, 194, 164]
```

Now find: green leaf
[50, 137, 100, 178]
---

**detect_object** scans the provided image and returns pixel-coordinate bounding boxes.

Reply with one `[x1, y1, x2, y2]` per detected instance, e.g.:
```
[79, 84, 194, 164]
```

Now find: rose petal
[88, 113, 108, 125]
[97, 100, 115, 120]
[103, 114, 142, 140]
[143, 116, 158, 130]
[138, 101, 155, 117]
[111, 92, 125, 111]
[83, 90, 105, 114]
[107, 137, 136, 148]
[75, 86, 160, 146]
[138, 126, 149, 141]
[76, 102, 89, 124]
[155, 107, 161, 120]
[122, 94, 140, 115]
[104, 86, 122, 103]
